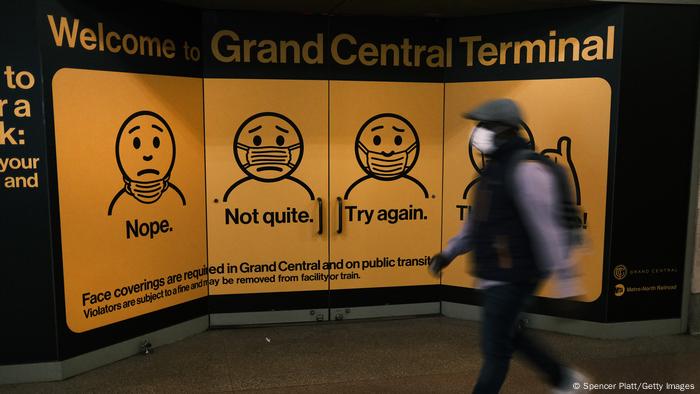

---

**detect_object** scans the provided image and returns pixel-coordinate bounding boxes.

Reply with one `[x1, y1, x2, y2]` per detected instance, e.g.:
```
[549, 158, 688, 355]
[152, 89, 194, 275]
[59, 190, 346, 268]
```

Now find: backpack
[504, 150, 584, 247]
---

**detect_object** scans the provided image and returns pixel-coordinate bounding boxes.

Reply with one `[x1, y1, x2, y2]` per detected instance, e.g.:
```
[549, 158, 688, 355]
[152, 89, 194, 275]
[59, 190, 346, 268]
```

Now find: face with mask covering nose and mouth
[234, 112, 303, 182]
[116, 111, 175, 204]
[467, 121, 535, 174]
[355, 113, 419, 181]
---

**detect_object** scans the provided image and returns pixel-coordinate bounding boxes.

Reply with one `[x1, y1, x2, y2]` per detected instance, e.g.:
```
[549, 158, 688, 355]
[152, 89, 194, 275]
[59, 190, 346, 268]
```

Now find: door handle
[316, 197, 323, 235]
[336, 197, 343, 234]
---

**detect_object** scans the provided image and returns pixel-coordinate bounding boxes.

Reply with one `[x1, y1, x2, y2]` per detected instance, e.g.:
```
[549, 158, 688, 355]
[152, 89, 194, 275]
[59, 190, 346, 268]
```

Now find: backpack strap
[503, 149, 543, 204]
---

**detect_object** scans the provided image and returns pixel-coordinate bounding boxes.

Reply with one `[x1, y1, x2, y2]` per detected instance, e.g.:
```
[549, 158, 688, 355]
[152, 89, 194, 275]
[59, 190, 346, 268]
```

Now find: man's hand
[428, 254, 449, 277]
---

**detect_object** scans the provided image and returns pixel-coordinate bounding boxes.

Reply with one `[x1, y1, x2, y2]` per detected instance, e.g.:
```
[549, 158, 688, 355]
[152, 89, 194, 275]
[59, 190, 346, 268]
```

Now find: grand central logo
[613, 264, 627, 281]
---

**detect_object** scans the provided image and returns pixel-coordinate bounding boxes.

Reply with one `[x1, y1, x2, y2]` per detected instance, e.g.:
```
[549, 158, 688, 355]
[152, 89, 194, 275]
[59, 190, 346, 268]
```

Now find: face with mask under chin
[116, 112, 175, 204]
[234, 113, 303, 181]
[356, 114, 419, 180]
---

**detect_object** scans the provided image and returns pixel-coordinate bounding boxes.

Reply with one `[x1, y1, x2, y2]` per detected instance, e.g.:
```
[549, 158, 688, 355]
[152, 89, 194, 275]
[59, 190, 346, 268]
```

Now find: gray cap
[463, 98, 522, 129]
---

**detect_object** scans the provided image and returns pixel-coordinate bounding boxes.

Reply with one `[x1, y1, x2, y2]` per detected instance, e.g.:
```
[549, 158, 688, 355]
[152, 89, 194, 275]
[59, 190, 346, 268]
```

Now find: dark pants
[473, 281, 564, 394]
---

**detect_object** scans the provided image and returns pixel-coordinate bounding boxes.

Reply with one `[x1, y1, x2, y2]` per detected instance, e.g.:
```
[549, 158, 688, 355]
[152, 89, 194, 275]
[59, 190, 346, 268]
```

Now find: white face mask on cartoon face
[358, 141, 417, 179]
[125, 176, 169, 204]
[237, 143, 301, 170]
[470, 126, 496, 154]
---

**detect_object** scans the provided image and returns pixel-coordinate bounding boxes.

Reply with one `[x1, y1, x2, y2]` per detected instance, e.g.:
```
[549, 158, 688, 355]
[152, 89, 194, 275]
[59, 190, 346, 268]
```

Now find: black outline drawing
[462, 121, 535, 200]
[223, 112, 314, 202]
[344, 113, 428, 200]
[460, 124, 582, 210]
[108, 110, 186, 216]
[540, 136, 581, 206]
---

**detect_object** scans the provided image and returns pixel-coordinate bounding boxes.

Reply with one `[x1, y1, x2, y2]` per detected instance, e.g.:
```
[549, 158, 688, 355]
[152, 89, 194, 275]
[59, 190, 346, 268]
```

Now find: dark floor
[2, 316, 700, 393]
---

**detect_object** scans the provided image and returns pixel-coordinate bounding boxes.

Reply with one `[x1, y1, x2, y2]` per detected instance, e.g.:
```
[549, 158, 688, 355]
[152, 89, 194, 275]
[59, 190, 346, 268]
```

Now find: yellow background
[52, 72, 612, 324]
[204, 79, 329, 294]
[442, 78, 612, 301]
[52, 69, 207, 332]
[329, 81, 443, 289]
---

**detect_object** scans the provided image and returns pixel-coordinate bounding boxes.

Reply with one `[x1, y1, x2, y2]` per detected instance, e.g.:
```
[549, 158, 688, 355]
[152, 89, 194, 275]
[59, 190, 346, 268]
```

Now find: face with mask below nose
[116, 111, 175, 204]
[356, 114, 419, 181]
[234, 113, 303, 182]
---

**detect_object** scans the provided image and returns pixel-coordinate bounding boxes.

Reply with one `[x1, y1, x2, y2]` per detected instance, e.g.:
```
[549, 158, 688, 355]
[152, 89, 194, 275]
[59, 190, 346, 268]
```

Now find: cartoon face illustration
[115, 111, 176, 204]
[117, 111, 175, 183]
[355, 113, 419, 181]
[234, 112, 303, 182]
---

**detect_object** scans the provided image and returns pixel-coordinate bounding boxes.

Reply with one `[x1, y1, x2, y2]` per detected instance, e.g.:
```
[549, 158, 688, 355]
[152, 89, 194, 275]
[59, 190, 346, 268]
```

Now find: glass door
[204, 78, 331, 324]
[327, 80, 443, 320]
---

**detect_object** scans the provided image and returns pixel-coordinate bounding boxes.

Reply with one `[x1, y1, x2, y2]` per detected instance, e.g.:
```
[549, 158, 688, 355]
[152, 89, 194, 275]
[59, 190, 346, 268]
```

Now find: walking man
[429, 99, 586, 394]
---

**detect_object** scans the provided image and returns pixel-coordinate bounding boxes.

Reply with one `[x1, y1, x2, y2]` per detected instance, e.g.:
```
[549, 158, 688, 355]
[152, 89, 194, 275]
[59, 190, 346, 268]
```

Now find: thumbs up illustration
[540, 136, 581, 206]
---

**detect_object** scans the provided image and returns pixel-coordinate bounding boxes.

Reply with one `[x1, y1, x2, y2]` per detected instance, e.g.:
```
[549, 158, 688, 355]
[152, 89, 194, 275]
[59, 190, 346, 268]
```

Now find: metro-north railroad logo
[614, 284, 625, 297]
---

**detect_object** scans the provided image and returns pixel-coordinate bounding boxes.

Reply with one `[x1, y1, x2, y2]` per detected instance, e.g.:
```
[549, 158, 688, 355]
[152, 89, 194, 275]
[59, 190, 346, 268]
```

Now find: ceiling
[163, 0, 597, 17]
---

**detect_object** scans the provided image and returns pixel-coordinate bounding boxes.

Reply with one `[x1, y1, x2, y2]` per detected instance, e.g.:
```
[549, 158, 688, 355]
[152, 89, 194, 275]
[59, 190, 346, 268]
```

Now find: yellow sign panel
[442, 78, 611, 302]
[204, 79, 329, 294]
[52, 69, 207, 332]
[329, 81, 443, 290]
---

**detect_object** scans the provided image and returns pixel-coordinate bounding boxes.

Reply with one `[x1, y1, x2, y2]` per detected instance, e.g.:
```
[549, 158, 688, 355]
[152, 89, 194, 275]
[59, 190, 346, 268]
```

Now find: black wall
[0, 0, 58, 365]
[607, 4, 700, 322]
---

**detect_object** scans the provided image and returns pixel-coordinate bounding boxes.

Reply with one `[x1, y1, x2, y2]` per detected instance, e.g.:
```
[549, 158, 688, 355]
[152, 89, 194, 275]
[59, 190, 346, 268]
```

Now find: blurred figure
[429, 99, 586, 394]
